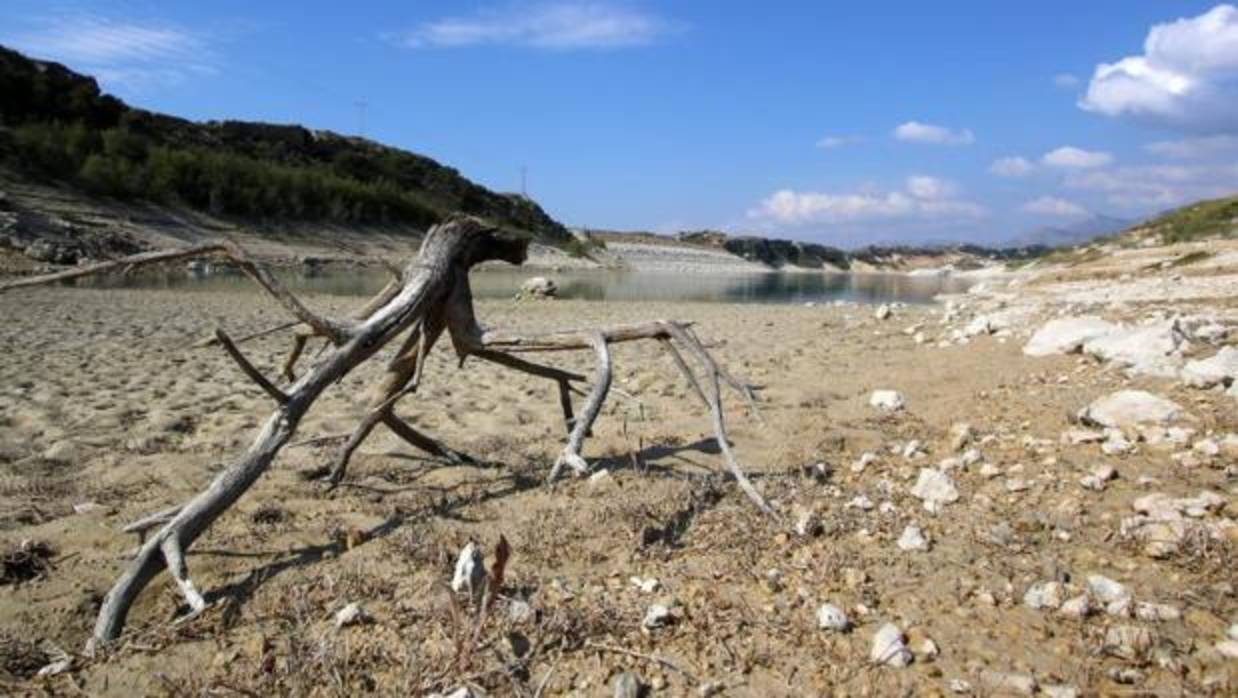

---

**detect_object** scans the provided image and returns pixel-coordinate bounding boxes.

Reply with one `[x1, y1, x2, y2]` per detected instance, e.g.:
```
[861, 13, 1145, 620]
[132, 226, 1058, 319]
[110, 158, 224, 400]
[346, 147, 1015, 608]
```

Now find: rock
[643, 604, 673, 629]
[1194, 438, 1220, 456]
[1082, 320, 1187, 377]
[612, 671, 643, 698]
[1134, 601, 1180, 622]
[897, 525, 930, 552]
[874, 303, 892, 320]
[1004, 477, 1030, 493]
[816, 603, 850, 632]
[1023, 581, 1063, 610]
[1181, 346, 1238, 388]
[334, 602, 369, 628]
[1086, 574, 1132, 616]
[870, 622, 912, 667]
[518, 276, 557, 299]
[1059, 594, 1092, 619]
[851, 451, 878, 473]
[1078, 390, 1187, 428]
[792, 505, 820, 537]
[948, 422, 974, 451]
[1104, 625, 1154, 660]
[901, 439, 924, 459]
[980, 670, 1037, 696]
[1040, 685, 1080, 698]
[1024, 316, 1119, 357]
[1217, 639, 1238, 659]
[869, 390, 906, 412]
[451, 542, 487, 601]
[909, 468, 959, 512]
[588, 469, 615, 489]
[72, 501, 101, 515]
[630, 576, 660, 593]
[948, 678, 973, 694]
[1061, 428, 1104, 445]
[42, 439, 81, 463]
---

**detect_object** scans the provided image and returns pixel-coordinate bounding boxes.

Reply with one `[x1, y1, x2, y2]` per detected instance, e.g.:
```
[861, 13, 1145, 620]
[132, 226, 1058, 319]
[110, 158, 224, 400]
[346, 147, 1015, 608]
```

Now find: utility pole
[353, 100, 368, 137]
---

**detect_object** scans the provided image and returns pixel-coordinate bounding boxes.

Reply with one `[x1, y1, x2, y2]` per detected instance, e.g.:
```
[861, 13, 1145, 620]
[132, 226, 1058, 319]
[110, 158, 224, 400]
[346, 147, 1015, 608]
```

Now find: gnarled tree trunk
[0, 216, 772, 650]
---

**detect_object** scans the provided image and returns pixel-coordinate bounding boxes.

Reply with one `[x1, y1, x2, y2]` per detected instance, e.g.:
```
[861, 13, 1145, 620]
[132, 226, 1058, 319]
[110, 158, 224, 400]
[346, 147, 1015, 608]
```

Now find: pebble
[816, 603, 850, 632]
[1023, 581, 1063, 610]
[851, 451, 878, 473]
[980, 670, 1037, 695]
[334, 602, 368, 629]
[909, 468, 959, 513]
[897, 524, 930, 552]
[870, 623, 912, 667]
[869, 389, 906, 412]
[612, 671, 642, 698]
[1058, 594, 1092, 619]
[630, 576, 660, 593]
[643, 604, 673, 629]
[1086, 574, 1132, 616]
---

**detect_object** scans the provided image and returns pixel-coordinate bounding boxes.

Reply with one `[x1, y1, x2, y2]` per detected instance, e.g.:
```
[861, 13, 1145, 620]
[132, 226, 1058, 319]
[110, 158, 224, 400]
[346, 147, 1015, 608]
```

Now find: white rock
[896, 525, 930, 552]
[869, 390, 906, 412]
[613, 671, 642, 698]
[518, 276, 557, 298]
[1181, 346, 1238, 388]
[1004, 477, 1030, 493]
[588, 469, 615, 489]
[851, 451, 878, 473]
[1086, 574, 1132, 616]
[846, 495, 874, 510]
[948, 678, 973, 694]
[816, 603, 850, 631]
[1193, 438, 1220, 456]
[1229, 623, 1238, 641]
[1078, 390, 1187, 428]
[870, 623, 912, 667]
[507, 599, 533, 623]
[909, 468, 959, 512]
[1134, 601, 1180, 622]
[1059, 594, 1092, 619]
[980, 670, 1037, 695]
[874, 304, 892, 320]
[1082, 320, 1187, 377]
[1217, 639, 1238, 659]
[630, 576, 660, 593]
[1024, 316, 1120, 357]
[451, 542, 487, 600]
[1023, 581, 1063, 610]
[901, 439, 924, 459]
[643, 604, 673, 629]
[1040, 685, 1080, 698]
[1062, 428, 1105, 445]
[334, 602, 368, 628]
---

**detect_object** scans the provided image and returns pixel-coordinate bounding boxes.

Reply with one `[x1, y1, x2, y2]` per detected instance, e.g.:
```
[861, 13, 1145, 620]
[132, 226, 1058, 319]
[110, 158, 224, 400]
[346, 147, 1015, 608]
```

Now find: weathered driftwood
[0, 216, 772, 650]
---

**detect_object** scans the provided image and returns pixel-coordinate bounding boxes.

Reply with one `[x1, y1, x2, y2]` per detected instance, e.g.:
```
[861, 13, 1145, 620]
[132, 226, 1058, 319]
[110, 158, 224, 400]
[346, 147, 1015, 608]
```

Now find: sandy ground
[0, 247, 1236, 696]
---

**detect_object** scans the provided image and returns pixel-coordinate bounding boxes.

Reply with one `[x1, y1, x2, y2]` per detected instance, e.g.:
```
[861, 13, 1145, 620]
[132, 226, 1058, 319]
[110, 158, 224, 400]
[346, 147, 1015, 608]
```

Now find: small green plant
[1170, 250, 1214, 267]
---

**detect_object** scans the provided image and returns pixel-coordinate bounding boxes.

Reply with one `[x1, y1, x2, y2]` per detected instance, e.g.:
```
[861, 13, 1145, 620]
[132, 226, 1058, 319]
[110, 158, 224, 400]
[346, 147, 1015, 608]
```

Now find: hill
[0, 45, 570, 246]
[1007, 213, 1134, 249]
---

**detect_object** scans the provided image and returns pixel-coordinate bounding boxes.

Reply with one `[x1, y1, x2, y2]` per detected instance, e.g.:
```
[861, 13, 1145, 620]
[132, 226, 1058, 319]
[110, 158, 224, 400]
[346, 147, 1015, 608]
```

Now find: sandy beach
[1, 237, 1235, 695]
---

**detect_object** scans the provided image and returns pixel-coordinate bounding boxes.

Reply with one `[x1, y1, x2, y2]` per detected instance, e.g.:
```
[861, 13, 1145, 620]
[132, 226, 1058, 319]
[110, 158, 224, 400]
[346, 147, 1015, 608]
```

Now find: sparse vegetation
[1144, 195, 1238, 244]
[1169, 250, 1214, 267]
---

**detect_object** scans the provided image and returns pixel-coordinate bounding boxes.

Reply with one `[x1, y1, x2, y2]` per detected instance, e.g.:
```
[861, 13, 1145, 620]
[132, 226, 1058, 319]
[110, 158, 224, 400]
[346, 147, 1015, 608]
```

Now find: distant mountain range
[1006, 214, 1136, 249]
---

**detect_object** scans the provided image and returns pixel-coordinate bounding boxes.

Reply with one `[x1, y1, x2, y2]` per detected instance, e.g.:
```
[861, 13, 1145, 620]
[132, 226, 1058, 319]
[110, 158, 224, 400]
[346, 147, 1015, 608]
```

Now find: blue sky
[3, 1, 1238, 246]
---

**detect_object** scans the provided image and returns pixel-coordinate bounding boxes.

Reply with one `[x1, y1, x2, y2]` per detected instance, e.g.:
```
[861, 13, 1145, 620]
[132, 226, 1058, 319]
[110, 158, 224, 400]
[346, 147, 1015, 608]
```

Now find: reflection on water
[76, 266, 972, 305]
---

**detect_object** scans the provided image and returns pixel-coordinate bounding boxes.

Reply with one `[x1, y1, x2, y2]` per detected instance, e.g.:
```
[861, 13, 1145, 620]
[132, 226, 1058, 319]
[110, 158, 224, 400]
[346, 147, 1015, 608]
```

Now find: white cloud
[1053, 73, 1080, 88]
[748, 177, 984, 225]
[403, 2, 676, 49]
[990, 156, 1035, 177]
[0, 16, 213, 91]
[1080, 4, 1238, 132]
[1022, 196, 1089, 217]
[1042, 146, 1114, 169]
[816, 135, 862, 150]
[1064, 162, 1238, 208]
[906, 175, 957, 200]
[1144, 134, 1238, 158]
[892, 121, 975, 145]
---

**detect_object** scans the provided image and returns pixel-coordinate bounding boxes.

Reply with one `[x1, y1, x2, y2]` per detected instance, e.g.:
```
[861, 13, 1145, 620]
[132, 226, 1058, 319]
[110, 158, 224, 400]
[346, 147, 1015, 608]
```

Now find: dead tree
[0, 216, 772, 650]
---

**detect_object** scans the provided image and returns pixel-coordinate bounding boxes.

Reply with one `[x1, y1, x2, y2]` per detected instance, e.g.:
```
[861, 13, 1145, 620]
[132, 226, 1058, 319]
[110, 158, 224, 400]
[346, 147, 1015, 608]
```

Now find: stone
[612, 671, 642, 698]
[1134, 602, 1180, 622]
[1023, 316, 1119, 357]
[507, 599, 533, 623]
[1104, 625, 1154, 660]
[870, 623, 912, 667]
[909, 468, 959, 512]
[334, 602, 368, 629]
[869, 390, 906, 412]
[42, 439, 81, 463]
[451, 542, 487, 601]
[1078, 390, 1187, 428]
[588, 469, 615, 489]
[851, 451, 878, 473]
[817, 603, 850, 631]
[630, 576, 660, 593]
[874, 303, 892, 320]
[948, 422, 975, 451]
[1023, 581, 1063, 610]
[1181, 346, 1238, 388]
[1086, 574, 1132, 616]
[948, 678, 973, 694]
[980, 670, 1037, 696]
[643, 604, 673, 629]
[897, 525, 930, 552]
[518, 276, 557, 299]
[1040, 685, 1080, 698]
[1059, 594, 1092, 619]
[1082, 320, 1187, 377]
[1217, 640, 1238, 659]
[793, 505, 820, 537]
